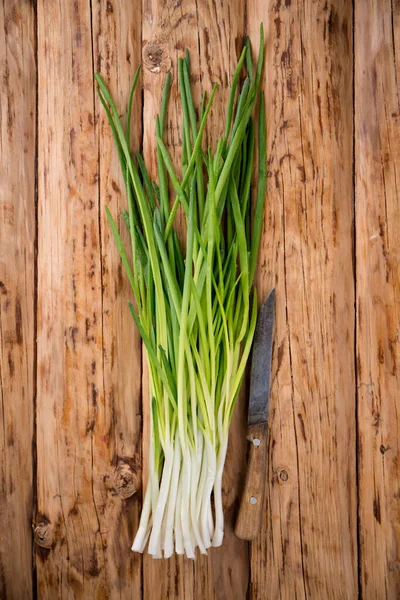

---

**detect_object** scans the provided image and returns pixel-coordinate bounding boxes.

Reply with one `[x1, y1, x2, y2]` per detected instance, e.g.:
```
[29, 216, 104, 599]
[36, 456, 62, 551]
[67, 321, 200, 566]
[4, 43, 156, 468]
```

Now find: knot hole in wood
[34, 522, 53, 549]
[143, 42, 167, 73]
[273, 466, 290, 485]
[113, 462, 140, 499]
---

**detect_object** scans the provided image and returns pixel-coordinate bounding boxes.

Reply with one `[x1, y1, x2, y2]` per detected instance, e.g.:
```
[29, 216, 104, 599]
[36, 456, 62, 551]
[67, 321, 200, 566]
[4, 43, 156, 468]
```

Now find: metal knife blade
[248, 288, 275, 426]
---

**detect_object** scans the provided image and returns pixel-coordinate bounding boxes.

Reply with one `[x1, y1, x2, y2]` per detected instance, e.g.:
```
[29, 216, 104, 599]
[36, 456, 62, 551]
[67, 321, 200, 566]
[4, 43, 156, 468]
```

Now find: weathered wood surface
[355, 1, 400, 598]
[0, 0, 399, 598]
[0, 2, 36, 598]
[36, 0, 142, 597]
[248, 1, 357, 598]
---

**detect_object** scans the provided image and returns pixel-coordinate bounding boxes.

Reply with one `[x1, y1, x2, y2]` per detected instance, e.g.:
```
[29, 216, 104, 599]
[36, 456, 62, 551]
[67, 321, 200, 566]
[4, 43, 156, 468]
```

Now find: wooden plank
[194, 3, 250, 598]
[35, 0, 143, 596]
[36, 0, 102, 594]
[141, 0, 249, 597]
[141, 0, 199, 593]
[0, 2, 36, 598]
[247, 1, 357, 598]
[91, 0, 143, 596]
[355, 0, 400, 597]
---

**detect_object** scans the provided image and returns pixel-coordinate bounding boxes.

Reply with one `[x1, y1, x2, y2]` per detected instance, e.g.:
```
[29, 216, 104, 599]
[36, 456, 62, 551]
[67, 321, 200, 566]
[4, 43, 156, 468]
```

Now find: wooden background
[0, 0, 399, 598]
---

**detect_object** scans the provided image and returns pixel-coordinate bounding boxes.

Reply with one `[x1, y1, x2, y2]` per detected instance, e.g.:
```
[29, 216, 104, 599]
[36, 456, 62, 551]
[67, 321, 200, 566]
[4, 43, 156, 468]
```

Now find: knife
[235, 288, 275, 541]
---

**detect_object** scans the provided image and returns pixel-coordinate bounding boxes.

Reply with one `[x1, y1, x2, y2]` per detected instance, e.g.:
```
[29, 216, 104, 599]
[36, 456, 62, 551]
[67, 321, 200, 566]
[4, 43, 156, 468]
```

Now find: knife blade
[248, 288, 275, 426]
[235, 288, 275, 541]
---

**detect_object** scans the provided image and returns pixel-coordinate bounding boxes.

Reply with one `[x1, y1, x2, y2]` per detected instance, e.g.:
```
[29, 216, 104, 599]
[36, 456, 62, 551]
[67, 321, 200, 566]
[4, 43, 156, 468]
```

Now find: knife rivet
[253, 438, 261, 447]
[250, 496, 257, 505]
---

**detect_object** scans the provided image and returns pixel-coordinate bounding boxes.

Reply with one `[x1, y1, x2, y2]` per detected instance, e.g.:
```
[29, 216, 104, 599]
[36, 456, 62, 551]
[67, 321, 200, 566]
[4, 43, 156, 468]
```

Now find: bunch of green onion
[95, 25, 266, 558]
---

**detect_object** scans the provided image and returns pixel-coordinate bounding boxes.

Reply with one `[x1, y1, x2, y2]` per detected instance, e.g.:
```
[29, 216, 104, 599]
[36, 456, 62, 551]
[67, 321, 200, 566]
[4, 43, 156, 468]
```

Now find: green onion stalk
[95, 25, 266, 558]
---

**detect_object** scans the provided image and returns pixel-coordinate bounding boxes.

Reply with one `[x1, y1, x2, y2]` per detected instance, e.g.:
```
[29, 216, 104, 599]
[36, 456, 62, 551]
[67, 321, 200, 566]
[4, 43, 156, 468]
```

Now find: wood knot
[279, 469, 289, 482]
[34, 522, 53, 548]
[274, 466, 289, 485]
[114, 463, 140, 499]
[143, 42, 168, 73]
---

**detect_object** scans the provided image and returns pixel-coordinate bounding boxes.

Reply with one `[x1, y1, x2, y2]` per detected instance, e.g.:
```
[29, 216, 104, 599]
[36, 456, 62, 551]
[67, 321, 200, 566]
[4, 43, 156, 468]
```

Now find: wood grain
[91, 0, 143, 596]
[0, 2, 36, 598]
[355, 1, 400, 597]
[36, 0, 101, 594]
[247, 1, 357, 598]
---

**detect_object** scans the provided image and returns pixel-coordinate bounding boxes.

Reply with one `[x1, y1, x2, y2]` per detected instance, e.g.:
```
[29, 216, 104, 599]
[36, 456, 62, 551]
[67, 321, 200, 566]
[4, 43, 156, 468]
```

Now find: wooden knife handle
[235, 423, 268, 541]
